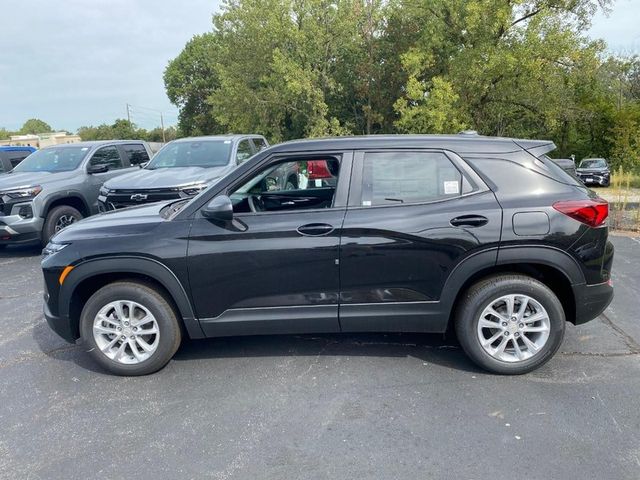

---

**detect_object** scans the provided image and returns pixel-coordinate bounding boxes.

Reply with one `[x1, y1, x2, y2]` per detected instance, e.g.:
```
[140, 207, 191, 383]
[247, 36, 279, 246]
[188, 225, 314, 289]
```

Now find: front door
[339, 149, 502, 333]
[187, 153, 351, 337]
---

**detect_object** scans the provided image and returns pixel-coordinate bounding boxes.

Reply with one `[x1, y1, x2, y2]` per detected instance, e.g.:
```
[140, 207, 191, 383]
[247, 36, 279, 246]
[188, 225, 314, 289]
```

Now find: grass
[609, 167, 640, 232]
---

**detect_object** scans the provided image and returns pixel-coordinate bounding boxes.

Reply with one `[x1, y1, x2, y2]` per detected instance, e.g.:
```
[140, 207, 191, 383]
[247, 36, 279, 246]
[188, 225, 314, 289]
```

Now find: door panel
[188, 209, 345, 337]
[339, 150, 502, 333]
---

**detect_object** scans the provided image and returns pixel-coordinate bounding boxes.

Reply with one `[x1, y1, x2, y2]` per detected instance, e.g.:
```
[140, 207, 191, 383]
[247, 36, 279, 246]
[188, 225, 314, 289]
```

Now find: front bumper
[577, 173, 610, 185]
[572, 281, 614, 325]
[44, 298, 77, 343]
[0, 205, 43, 244]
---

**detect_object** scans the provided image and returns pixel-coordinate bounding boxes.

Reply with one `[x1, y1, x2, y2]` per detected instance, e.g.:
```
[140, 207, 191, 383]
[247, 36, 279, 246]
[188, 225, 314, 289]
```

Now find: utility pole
[126, 103, 131, 123]
[160, 113, 166, 143]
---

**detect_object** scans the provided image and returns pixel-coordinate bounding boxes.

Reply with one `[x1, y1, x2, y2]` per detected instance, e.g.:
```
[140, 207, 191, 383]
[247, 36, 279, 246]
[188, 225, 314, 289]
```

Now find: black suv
[576, 158, 610, 187]
[42, 135, 614, 376]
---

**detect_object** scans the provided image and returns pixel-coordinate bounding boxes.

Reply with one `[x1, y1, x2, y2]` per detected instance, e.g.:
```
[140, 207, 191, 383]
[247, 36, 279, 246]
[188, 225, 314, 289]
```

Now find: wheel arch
[42, 194, 91, 218]
[60, 257, 204, 340]
[441, 246, 584, 329]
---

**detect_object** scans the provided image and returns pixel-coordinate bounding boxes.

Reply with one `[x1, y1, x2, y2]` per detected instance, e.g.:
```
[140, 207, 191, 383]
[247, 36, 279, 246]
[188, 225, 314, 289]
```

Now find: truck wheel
[455, 274, 565, 375]
[42, 205, 83, 245]
[79, 281, 182, 376]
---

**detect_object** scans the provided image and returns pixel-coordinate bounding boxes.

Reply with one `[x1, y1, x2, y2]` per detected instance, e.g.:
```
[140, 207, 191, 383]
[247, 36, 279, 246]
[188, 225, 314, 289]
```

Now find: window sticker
[444, 181, 460, 195]
[362, 200, 372, 206]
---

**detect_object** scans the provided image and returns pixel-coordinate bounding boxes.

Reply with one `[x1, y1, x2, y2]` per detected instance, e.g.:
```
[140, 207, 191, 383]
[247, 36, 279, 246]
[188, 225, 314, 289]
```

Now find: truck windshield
[147, 140, 232, 169]
[579, 159, 607, 169]
[11, 146, 90, 172]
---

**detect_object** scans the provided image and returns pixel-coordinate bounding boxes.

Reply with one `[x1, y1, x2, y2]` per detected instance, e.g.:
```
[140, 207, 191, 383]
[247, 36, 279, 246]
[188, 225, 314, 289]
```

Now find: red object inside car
[307, 160, 332, 180]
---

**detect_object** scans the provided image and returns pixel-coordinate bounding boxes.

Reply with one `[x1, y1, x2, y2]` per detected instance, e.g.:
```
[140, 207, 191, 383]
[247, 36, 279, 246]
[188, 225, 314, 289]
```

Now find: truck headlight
[2, 185, 42, 200]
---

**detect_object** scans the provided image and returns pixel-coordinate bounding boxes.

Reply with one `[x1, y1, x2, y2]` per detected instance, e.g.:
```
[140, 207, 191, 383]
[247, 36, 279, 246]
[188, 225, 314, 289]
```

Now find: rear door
[339, 149, 502, 333]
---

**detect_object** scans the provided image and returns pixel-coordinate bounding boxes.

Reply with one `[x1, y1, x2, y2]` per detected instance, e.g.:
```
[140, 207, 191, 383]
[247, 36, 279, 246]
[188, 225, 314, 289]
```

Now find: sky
[0, 0, 639, 133]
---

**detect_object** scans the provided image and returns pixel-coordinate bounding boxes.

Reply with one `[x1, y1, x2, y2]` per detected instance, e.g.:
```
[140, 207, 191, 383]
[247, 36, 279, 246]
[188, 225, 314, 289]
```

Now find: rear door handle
[297, 223, 335, 236]
[450, 215, 489, 228]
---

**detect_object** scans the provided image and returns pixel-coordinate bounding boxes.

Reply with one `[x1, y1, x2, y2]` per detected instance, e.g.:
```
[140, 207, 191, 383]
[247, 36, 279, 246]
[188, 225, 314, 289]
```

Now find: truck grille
[103, 188, 182, 210]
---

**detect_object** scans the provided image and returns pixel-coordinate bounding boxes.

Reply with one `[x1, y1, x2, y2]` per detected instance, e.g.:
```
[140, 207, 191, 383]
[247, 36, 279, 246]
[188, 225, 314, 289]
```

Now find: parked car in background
[552, 158, 576, 176]
[0, 140, 152, 247]
[0, 146, 36, 174]
[43, 134, 613, 376]
[98, 135, 269, 211]
[576, 158, 610, 187]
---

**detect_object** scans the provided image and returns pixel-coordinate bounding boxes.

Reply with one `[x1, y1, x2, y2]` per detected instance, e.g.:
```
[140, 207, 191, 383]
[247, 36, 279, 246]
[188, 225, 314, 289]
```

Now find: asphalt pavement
[0, 235, 639, 479]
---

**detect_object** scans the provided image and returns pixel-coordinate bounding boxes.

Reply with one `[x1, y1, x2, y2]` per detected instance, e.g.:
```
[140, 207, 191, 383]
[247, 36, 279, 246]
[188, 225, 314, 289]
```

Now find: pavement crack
[599, 311, 640, 354]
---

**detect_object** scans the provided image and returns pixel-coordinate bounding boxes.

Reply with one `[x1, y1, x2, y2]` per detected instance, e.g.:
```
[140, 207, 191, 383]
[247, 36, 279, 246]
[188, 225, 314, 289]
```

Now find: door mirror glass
[202, 195, 234, 221]
[88, 164, 109, 174]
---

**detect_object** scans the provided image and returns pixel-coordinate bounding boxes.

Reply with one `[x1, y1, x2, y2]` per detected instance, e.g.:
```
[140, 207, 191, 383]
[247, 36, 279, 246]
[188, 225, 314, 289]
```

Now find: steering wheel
[248, 194, 265, 213]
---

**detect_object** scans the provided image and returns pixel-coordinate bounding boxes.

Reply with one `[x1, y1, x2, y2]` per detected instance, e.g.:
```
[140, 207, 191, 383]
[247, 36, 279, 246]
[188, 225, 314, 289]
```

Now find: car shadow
[0, 244, 42, 258]
[32, 317, 482, 375]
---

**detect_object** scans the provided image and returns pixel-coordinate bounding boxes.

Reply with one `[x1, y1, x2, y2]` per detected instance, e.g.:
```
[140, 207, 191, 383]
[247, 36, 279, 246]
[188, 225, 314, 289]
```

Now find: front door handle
[450, 215, 489, 228]
[297, 223, 335, 236]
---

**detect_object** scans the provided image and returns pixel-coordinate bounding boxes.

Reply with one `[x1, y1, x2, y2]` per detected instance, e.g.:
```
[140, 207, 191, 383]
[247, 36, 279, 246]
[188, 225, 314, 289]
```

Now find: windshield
[147, 140, 232, 169]
[579, 159, 607, 169]
[11, 146, 90, 173]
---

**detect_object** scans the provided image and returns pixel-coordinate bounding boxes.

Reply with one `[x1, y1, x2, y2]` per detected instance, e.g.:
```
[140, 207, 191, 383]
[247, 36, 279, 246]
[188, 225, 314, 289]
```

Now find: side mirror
[88, 164, 109, 174]
[202, 195, 233, 221]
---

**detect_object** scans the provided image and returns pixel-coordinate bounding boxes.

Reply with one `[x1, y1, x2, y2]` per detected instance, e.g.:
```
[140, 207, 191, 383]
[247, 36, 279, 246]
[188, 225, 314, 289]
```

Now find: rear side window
[361, 152, 467, 206]
[122, 144, 150, 166]
[236, 140, 254, 165]
[252, 137, 268, 152]
[90, 146, 124, 170]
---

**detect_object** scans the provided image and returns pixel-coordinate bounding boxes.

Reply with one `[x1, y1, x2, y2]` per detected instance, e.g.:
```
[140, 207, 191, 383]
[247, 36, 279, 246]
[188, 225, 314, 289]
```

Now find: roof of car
[41, 140, 147, 149]
[269, 134, 555, 155]
[172, 134, 264, 143]
[0, 146, 37, 151]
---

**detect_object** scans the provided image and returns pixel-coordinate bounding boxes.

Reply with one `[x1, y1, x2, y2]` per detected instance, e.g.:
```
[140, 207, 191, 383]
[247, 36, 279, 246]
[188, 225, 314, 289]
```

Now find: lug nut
[117, 327, 122, 331]
[519, 323, 524, 329]
[124, 321, 129, 326]
[130, 335, 135, 339]
[121, 335, 126, 340]
[502, 322, 508, 327]
[133, 327, 138, 332]
[504, 332, 510, 336]
[514, 332, 520, 337]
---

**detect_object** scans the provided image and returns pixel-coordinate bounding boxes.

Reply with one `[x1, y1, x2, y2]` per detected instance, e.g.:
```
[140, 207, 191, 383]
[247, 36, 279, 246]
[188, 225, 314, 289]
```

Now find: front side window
[230, 158, 340, 213]
[361, 152, 465, 206]
[12, 146, 90, 173]
[235, 140, 254, 165]
[147, 140, 232, 169]
[90, 146, 123, 170]
[122, 144, 150, 166]
[252, 138, 268, 152]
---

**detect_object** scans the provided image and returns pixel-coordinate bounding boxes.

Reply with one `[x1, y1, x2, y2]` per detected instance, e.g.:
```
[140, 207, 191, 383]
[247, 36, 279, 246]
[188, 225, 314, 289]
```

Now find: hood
[52, 201, 170, 243]
[0, 170, 78, 190]
[104, 166, 230, 190]
[576, 167, 609, 174]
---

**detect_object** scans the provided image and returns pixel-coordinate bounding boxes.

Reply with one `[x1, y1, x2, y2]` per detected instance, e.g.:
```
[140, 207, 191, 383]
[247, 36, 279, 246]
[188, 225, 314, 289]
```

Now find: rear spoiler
[513, 140, 557, 158]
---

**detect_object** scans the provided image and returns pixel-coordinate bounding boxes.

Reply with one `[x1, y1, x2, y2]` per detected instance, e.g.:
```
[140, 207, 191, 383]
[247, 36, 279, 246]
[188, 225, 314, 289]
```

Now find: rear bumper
[44, 298, 77, 343]
[572, 281, 614, 325]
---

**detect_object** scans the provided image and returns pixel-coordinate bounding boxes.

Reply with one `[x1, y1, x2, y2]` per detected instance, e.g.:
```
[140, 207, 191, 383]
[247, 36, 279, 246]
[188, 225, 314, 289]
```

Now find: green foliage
[77, 120, 175, 143]
[0, 128, 16, 140]
[19, 118, 52, 134]
[163, 0, 640, 173]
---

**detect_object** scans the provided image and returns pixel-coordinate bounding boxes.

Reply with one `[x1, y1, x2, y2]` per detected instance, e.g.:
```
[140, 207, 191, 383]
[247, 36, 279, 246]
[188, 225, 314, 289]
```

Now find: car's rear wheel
[79, 281, 182, 376]
[43, 205, 83, 245]
[455, 274, 565, 375]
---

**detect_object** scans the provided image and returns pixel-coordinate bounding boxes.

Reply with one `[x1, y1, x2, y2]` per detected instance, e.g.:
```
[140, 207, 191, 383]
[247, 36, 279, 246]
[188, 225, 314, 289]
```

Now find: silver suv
[0, 140, 152, 247]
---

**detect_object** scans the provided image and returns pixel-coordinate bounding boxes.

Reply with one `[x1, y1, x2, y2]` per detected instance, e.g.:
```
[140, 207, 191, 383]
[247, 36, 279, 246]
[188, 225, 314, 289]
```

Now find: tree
[19, 118, 52, 135]
[164, 33, 223, 136]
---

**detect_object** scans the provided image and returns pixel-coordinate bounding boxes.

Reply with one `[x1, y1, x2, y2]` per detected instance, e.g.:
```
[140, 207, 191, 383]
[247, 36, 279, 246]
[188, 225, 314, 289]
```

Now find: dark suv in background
[98, 135, 268, 210]
[576, 158, 610, 186]
[0, 140, 151, 247]
[42, 134, 613, 376]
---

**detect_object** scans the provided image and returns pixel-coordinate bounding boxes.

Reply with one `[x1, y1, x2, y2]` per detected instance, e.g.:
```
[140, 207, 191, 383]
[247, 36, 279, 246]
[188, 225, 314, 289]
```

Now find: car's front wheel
[79, 281, 182, 376]
[43, 205, 83, 245]
[455, 274, 565, 375]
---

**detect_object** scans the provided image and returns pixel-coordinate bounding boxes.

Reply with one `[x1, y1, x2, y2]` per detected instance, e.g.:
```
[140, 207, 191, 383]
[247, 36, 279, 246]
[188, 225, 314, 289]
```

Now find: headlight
[180, 183, 208, 196]
[42, 242, 69, 256]
[2, 185, 42, 199]
[99, 186, 112, 196]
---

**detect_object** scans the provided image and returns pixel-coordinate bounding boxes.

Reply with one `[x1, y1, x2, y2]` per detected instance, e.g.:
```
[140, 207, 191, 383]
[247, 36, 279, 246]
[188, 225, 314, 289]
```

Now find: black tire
[79, 281, 182, 376]
[455, 274, 565, 375]
[42, 205, 83, 245]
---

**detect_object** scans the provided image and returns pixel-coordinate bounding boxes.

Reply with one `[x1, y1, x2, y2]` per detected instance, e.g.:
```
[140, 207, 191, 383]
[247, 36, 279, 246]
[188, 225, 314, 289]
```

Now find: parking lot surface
[1, 235, 639, 479]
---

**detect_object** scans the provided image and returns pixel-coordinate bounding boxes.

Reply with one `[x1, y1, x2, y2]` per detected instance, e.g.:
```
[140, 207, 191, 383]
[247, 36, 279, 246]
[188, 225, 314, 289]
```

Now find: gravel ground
[0, 234, 639, 479]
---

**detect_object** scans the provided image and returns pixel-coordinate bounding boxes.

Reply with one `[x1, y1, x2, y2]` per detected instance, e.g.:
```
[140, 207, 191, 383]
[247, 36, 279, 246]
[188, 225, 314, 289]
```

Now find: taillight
[553, 198, 608, 227]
